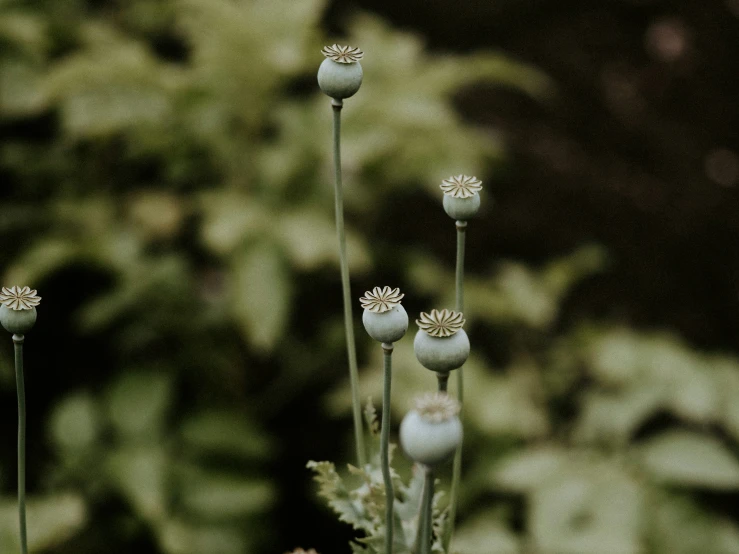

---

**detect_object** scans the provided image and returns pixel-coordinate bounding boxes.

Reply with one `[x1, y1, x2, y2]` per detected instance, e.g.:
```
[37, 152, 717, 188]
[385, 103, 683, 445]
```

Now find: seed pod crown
[440, 175, 483, 199]
[360, 286, 404, 313]
[416, 309, 465, 338]
[321, 44, 363, 64]
[0, 286, 41, 310]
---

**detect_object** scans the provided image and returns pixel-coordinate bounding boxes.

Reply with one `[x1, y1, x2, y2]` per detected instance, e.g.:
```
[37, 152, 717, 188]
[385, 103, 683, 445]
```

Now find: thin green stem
[14, 334, 27, 554]
[444, 221, 466, 551]
[418, 466, 435, 554]
[455, 221, 466, 313]
[436, 372, 449, 392]
[381, 343, 394, 554]
[332, 100, 366, 468]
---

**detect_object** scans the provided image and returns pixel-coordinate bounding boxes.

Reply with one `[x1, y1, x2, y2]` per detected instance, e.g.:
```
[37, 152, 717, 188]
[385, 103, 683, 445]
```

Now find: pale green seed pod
[317, 45, 363, 100]
[443, 192, 481, 221]
[0, 286, 41, 335]
[0, 305, 37, 335]
[414, 309, 469, 372]
[360, 286, 408, 343]
[414, 328, 470, 372]
[400, 393, 462, 466]
[363, 306, 408, 343]
[440, 174, 483, 221]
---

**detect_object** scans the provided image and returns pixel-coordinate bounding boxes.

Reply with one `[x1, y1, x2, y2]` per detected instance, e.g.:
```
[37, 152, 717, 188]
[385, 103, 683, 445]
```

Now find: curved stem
[445, 221, 467, 551]
[418, 466, 435, 554]
[381, 343, 394, 554]
[332, 100, 366, 468]
[14, 334, 27, 554]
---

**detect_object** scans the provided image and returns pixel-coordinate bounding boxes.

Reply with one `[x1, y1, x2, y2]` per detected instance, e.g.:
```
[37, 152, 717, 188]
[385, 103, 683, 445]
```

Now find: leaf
[230, 242, 292, 353]
[529, 459, 642, 554]
[156, 518, 248, 554]
[106, 371, 173, 439]
[107, 446, 167, 521]
[199, 192, 271, 256]
[180, 410, 271, 459]
[640, 431, 739, 489]
[650, 492, 739, 554]
[453, 512, 520, 554]
[278, 210, 371, 272]
[49, 391, 101, 452]
[0, 494, 87, 553]
[46, 30, 173, 137]
[573, 388, 664, 445]
[307, 461, 366, 530]
[492, 447, 568, 492]
[364, 397, 380, 437]
[179, 472, 274, 519]
[0, 60, 48, 116]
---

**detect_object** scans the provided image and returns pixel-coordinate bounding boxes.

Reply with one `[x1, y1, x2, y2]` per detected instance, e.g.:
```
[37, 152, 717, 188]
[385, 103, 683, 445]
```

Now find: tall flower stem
[444, 220, 467, 550]
[14, 334, 27, 554]
[332, 99, 366, 468]
[417, 466, 435, 554]
[381, 343, 395, 554]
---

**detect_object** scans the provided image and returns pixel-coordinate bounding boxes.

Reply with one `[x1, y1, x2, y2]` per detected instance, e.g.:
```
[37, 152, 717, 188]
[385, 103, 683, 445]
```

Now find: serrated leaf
[230, 242, 292, 352]
[364, 397, 380, 437]
[640, 431, 739, 489]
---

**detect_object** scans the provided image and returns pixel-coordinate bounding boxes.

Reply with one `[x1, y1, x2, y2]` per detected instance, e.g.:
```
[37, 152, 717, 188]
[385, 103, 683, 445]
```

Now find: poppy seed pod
[0, 306, 36, 335]
[440, 174, 483, 221]
[360, 286, 408, 343]
[317, 45, 363, 100]
[443, 192, 481, 221]
[400, 393, 462, 466]
[0, 286, 41, 335]
[414, 309, 469, 373]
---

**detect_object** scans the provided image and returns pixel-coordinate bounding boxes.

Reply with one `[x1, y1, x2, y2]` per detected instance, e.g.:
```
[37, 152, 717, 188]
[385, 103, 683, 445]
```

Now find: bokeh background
[2, 0, 739, 552]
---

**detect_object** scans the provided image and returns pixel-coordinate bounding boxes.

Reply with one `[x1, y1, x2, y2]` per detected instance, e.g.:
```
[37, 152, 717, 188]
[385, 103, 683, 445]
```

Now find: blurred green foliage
[2, 0, 738, 553]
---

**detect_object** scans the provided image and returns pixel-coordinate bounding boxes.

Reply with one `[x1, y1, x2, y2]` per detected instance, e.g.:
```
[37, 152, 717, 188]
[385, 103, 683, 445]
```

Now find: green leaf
[180, 410, 271, 459]
[492, 447, 568, 492]
[278, 210, 371, 273]
[573, 388, 663, 445]
[106, 371, 173, 439]
[649, 493, 739, 554]
[0, 493, 87, 553]
[0, 60, 48, 116]
[529, 459, 642, 554]
[640, 431, 739, 489]
[179, 472, 274, 520]
[453, 512, 520, 554]
[107, 446, 167, 521]
[157, 518, 248, 554]
[49, 391, 101, 452]
[230, 242, 292, 353]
